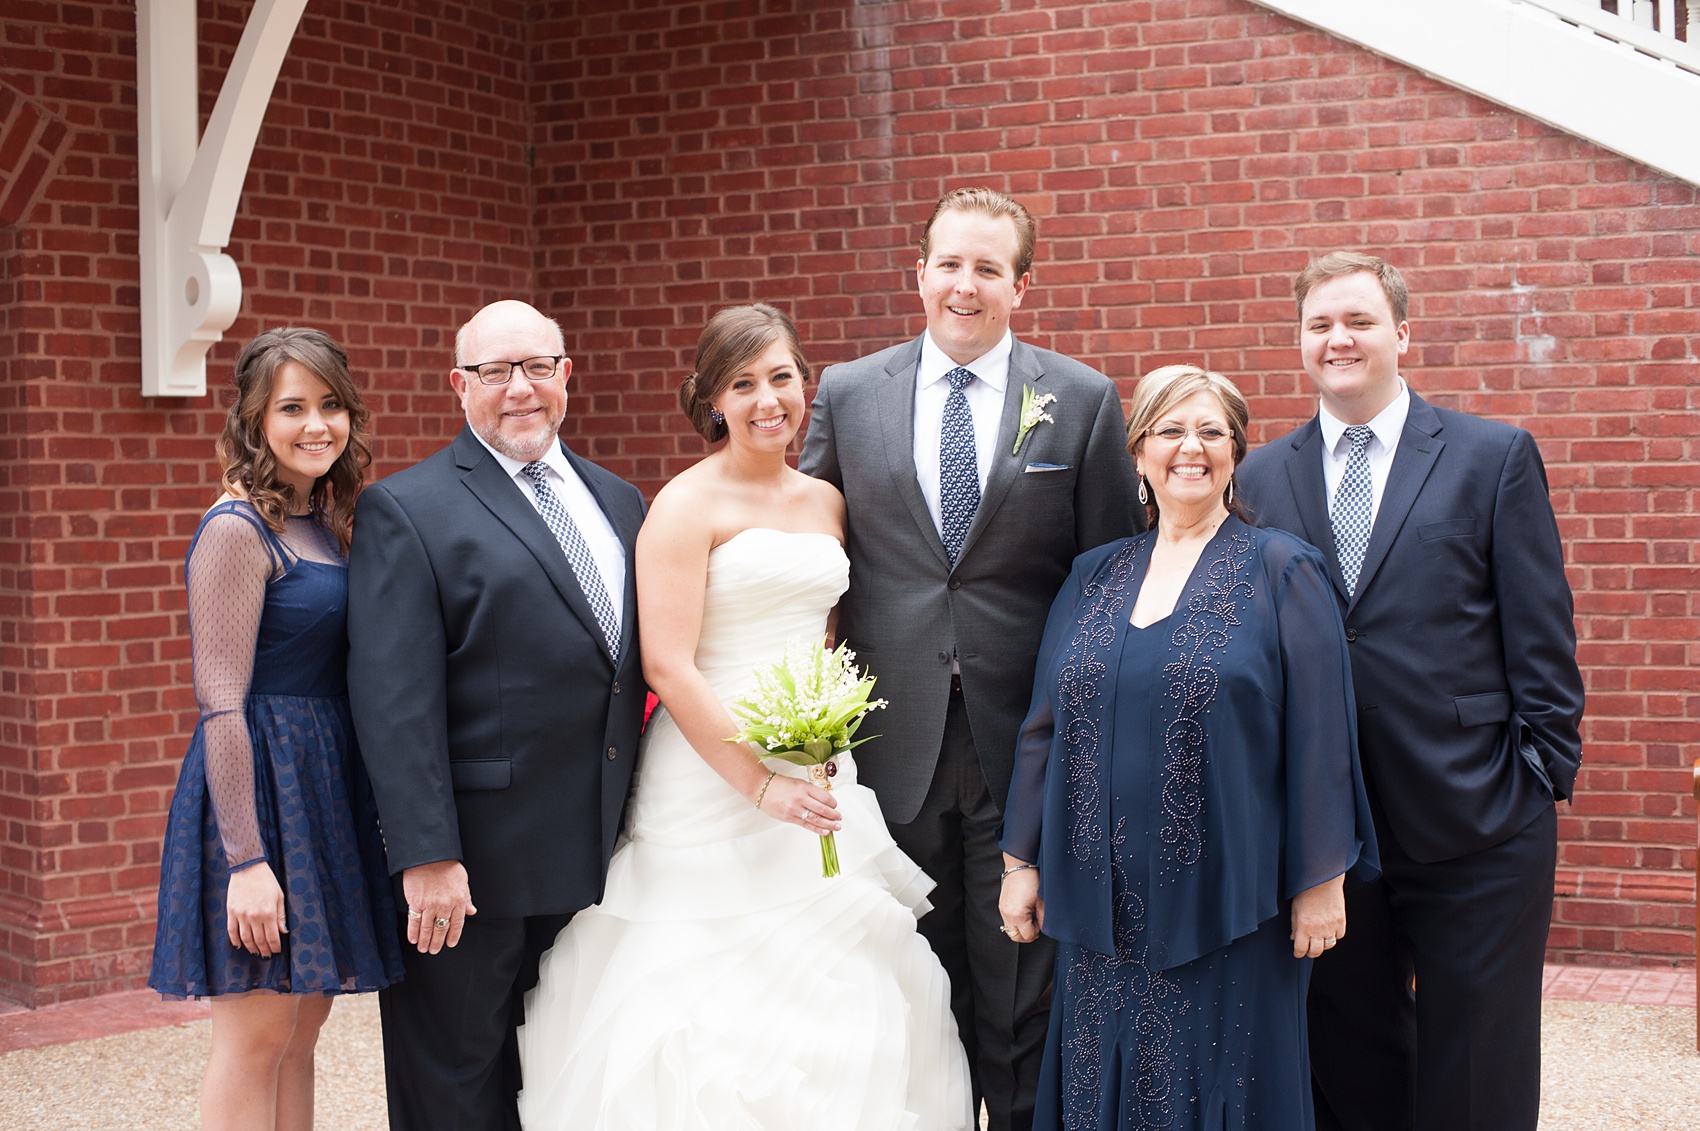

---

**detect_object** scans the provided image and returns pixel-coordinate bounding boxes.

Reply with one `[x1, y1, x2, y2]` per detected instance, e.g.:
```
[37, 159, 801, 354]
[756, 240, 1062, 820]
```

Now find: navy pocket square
[1024, 462, 1069, 473]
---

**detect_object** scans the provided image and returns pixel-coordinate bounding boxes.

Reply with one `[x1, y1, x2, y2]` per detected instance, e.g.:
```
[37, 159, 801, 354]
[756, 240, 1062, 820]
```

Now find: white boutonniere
[1012, 385, 1057, 456]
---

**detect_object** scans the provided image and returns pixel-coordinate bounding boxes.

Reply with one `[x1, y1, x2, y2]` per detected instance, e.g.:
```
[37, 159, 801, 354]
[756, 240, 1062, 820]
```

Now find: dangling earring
[1137, 476, 1149, 506]
[1226, 478, 1234, 507]
[710, 407, 724, 424]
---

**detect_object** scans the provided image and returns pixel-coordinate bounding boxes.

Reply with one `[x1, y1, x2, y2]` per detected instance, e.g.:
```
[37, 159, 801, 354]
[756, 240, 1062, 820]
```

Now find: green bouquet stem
[806, 759, 841, 879]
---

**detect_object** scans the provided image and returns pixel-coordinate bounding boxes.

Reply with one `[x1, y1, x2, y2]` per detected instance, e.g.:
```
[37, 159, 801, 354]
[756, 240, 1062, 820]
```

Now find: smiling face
[451, 300, 570, 463]
[1300, 269, 1409, 424]
[916, 208, 1030, 366]
[1134, 389, 1236, 524]
[711, 337, 807, 453]
[263, 360, 351, 501]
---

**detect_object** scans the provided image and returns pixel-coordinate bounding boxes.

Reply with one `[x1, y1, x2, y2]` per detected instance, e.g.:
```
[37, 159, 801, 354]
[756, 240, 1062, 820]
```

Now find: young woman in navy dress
[149, 328, 402, 1130]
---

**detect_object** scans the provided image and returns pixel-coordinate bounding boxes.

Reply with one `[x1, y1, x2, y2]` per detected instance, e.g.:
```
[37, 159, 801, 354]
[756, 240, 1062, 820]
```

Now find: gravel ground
[0, 996, 1693, 1129]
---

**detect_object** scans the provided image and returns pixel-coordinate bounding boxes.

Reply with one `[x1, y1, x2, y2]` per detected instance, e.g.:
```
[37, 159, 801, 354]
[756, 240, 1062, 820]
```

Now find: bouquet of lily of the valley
[728, 639, 887, 877]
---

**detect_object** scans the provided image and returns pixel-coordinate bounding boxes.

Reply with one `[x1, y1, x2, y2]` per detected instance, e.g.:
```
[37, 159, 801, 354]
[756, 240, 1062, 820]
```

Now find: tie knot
[945, 367, 976, 393]
[521, 461, 549, 485]
[1343, 425, 1373, 453]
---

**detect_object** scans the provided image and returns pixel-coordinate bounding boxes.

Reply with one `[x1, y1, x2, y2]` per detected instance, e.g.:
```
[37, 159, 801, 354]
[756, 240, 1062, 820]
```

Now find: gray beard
[476, 415, 564, 463]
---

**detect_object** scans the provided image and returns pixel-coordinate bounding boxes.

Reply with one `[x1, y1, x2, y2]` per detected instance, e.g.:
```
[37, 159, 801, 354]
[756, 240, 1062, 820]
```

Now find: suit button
[938, 652, 950, 664]
[606, 746, 617, 760]
[948, 578, 962, 590]
[612, 681, 621, 695]
[1345, 629, 1358, 642]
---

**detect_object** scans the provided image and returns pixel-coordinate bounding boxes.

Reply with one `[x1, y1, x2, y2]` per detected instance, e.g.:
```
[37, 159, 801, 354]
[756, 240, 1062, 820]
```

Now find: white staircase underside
[1246, 0, 1700, 188]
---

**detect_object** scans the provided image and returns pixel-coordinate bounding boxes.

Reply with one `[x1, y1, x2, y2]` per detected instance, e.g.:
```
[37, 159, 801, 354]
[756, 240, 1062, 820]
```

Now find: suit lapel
[1279, 418, 1349, 599]
[455, 428, 611, 663]
[956, 339, 1033, 564]
[566, 443, 642, 665]
[877, 338, 953, 569]
[1350, 394, 1444, 608]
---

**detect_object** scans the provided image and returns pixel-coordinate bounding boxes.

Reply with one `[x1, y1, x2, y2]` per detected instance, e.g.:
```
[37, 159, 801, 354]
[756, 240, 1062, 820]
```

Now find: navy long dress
[1002, 518, 1378, 1131]
[149, 500, 402, 998]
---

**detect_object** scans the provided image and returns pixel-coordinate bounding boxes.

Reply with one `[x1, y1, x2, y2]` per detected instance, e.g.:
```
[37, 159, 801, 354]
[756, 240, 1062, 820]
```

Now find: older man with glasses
[348, 299, 648, 1130]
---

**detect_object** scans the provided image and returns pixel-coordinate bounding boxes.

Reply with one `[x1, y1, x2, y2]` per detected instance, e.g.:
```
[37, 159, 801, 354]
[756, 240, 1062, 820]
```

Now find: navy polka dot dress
[149, 500, 403, 998]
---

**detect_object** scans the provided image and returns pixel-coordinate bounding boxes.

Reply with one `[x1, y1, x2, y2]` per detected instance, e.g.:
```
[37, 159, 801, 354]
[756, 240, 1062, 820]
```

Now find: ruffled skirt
[516, 706, 972, 1129]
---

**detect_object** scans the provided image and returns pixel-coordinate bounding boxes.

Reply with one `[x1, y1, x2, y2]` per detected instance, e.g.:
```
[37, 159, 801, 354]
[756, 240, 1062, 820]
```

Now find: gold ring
[433, 916, 451, 930]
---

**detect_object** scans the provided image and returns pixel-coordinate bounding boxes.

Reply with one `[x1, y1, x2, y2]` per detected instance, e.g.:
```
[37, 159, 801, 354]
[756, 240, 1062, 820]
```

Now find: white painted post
[137, 0, 309, 398]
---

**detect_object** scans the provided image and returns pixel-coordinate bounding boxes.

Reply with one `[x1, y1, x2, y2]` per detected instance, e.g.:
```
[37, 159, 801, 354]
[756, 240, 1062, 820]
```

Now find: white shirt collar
[917, 331, 1012, 394]
[1319, 378, 1411, 455]
[468, 428, 573, 483]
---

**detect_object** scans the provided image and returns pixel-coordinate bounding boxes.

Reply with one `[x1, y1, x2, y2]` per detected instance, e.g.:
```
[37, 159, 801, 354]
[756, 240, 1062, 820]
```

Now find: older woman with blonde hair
[999, 363, 1377, 1130]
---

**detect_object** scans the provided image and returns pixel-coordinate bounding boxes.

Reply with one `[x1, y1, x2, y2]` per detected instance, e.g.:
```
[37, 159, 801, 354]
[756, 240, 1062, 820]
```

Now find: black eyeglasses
[457, 356, 563, 386]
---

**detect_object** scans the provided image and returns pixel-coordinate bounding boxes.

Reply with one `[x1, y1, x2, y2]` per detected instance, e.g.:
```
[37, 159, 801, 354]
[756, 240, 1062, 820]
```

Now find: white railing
[1524, 0, 1700, 74]
[1245, 0, 1700, 186]
[1607, 0, 1687, 38]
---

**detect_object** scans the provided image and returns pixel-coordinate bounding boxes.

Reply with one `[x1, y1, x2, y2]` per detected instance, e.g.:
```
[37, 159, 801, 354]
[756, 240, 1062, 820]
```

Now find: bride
[517, 304, 972, 1129]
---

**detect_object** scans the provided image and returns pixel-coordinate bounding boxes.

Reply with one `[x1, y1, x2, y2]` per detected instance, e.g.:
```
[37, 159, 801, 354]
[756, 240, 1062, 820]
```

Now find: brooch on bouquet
[728, 640, 887, 877]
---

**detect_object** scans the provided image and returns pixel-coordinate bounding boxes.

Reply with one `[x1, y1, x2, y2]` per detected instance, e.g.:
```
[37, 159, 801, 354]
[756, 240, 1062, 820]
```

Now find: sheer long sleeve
[185, 507, 278, 871]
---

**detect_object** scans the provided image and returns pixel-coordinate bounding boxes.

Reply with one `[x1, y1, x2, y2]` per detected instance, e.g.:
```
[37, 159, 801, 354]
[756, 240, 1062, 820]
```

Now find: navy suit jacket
[347, 426, 648, 919]
[1237, 392, 1584, 863]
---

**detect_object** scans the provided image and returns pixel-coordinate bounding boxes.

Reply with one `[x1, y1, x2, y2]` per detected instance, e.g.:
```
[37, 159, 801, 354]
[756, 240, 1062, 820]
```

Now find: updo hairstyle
[678, 303, 811, 443]
[1125, 363, 1250, 527]
[216, 326, 372, 552]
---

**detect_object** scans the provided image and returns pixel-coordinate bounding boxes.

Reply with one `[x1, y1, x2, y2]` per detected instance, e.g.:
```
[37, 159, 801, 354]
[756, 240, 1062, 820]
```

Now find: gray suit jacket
[799, 335, 1141, 822]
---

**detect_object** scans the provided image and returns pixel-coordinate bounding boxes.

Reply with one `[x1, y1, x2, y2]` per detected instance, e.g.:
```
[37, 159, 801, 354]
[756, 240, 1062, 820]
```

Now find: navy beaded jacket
[1001, 518, 1379, 968]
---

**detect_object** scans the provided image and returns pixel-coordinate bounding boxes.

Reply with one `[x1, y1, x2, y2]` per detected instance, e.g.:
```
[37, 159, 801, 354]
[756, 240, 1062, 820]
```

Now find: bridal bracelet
[754, 769, 777, 810]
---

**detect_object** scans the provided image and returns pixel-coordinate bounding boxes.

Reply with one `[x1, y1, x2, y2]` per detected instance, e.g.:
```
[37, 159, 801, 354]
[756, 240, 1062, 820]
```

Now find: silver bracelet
[1000, 862, 1037, 879]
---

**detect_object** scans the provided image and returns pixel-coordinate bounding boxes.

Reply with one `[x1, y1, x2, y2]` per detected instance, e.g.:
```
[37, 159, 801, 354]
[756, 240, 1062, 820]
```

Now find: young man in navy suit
[1236, 253, 1584, 1131]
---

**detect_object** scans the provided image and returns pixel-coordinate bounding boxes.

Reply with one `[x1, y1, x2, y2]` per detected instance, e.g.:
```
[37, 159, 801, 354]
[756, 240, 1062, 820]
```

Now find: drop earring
[710, 407, 724, 424]
[1226, 479, 1234, 507]
[1137, 476, 1149, 506]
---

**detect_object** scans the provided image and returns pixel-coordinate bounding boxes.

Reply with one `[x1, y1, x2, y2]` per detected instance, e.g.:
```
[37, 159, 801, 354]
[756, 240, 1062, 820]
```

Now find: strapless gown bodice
[517, 528, 971, 1130]
[693, 527, 849, 684]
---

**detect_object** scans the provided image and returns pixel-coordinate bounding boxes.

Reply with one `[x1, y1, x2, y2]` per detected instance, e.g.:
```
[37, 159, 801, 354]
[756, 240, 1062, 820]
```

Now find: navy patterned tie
[1331, 425, 1375, 598]
[521, 462, 621, 659]
[939, 367, 981, 564]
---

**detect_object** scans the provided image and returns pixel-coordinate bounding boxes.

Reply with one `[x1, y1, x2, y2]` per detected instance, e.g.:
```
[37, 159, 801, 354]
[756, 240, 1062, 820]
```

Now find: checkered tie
[1331, 425, 1375, 598]
[939, 367, 981, 564]
[521, 462, 620, 659]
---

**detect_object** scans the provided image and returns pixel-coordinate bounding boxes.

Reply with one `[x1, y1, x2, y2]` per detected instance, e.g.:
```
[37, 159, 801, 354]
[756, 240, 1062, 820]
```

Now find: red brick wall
[535, 0, 1700, 970]
[0, 0, 1694, 1004]
[0, 0, 539, 1005]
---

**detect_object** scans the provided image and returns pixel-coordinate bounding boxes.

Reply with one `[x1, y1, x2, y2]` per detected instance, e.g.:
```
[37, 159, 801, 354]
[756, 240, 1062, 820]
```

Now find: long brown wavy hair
[215, 327, 371, 552]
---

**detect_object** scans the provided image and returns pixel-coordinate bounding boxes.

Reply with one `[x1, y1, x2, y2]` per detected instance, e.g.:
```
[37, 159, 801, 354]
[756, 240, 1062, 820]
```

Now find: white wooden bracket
[137, 0, 308, 397]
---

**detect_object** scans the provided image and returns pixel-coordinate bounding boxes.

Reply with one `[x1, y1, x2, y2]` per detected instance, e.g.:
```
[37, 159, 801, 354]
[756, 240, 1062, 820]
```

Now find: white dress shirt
[1319, 379, 1411, 527]
[472, 431, 626, 637]
[913, 330, 1012, 538]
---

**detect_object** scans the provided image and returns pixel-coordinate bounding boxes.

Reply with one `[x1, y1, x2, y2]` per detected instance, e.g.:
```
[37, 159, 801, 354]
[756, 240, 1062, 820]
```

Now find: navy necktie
[939, 367, 981, 564]
[521, 462, 621, 659]
[1331, 425, 1375, 597]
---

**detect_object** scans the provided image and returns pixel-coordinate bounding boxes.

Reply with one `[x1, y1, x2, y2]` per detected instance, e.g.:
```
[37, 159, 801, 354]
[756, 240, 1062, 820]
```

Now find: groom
[800, 187, 1141, 1130]
[348, 299, 647, 1130]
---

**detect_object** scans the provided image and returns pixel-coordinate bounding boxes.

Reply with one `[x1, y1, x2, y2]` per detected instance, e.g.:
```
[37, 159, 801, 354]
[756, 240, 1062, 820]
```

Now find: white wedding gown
[517, 528, 972, 1130]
